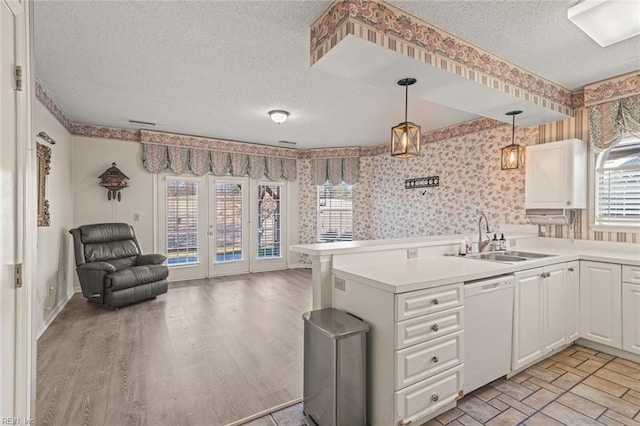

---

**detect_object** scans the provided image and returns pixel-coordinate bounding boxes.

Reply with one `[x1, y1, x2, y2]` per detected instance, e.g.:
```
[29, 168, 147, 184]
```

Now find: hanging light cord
[511, 113, 516, 145]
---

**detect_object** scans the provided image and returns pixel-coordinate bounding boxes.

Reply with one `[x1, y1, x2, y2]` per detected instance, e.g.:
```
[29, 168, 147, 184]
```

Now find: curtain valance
[311, 157, 359, 185]
[588, 94, 640, 153]
[142, 143, 297, 181]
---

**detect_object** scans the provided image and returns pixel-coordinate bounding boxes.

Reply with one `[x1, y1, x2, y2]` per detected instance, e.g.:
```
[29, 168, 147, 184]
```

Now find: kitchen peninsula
[291, 234, 640, 426]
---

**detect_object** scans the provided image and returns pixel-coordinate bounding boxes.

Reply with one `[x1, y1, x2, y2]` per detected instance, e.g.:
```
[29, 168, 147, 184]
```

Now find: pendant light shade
[391, 78, 420, 158]
[501, 110, 525, 170]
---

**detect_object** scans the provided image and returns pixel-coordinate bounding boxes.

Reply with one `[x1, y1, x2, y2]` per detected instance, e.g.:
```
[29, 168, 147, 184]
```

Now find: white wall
[34, 101, 74, 336]
[72, 136, 154, 252]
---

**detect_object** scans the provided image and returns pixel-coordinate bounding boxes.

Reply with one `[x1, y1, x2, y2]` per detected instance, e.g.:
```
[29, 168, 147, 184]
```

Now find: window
[257, 184, 281, 258]
[317, 183, 353, 242]
[166, 179, 199, 265]
[595, 136, 640, 227]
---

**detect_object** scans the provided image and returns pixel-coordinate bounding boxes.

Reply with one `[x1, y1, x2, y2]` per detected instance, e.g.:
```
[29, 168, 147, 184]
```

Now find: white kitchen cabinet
[512, 268, 544, 371]
[332, 276, 463, 426]
[513, 263, 569, 371]
[580, 261, 622, 349]
[623, 265, 640, 355]
[525, 138, 587, 209]
[566, 262, 580, 342]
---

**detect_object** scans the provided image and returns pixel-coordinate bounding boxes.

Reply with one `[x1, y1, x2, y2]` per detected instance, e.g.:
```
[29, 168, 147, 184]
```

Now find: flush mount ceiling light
[501, 110, 525, 170]
[268, 110, 289, 124]
[391, 78, 421, 159]
[568, 0, 640, 47]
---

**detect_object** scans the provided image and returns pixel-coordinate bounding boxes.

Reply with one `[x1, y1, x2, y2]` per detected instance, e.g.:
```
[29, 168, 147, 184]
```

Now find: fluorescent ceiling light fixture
[568, 0, 640, 47]
[268, 110, 289, 124]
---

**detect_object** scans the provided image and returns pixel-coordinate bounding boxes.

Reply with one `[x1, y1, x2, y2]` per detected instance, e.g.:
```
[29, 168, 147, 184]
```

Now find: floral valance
[142, 144, 297, 181]
[588, 94, 640, 153]
[311, 157, 359, 185]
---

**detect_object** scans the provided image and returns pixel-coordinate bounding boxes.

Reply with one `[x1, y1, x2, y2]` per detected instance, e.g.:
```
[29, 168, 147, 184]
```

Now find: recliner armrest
[136, 253, 167, 266]
[77, 262, 116, 273]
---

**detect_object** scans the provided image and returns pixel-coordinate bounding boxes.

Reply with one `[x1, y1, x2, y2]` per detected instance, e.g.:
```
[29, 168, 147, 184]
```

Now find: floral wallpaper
[369, 124, 538, 238]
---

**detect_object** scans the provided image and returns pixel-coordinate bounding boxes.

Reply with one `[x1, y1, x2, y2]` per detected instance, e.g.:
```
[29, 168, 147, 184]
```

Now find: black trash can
[302, 308, 369, 426]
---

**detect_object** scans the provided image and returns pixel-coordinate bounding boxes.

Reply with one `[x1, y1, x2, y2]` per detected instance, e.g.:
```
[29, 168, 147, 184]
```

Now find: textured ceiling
[33, 0, 640, 149]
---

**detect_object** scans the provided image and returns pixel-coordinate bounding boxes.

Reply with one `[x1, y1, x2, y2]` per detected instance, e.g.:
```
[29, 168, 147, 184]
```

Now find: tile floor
[247, 345, 640, 426]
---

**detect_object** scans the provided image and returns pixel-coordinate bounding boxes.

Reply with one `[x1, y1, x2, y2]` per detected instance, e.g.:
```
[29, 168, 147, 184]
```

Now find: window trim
[589, 135, 640, 232]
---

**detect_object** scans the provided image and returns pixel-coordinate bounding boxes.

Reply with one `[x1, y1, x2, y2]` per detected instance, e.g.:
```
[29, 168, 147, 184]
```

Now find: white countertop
[333, 239, 640, 294]
[290, 233, 537, 256]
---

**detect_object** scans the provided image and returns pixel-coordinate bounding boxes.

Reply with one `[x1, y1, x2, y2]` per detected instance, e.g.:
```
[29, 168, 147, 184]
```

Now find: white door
[512, 268, 543, 371]
[1, 0, 31, 418]
[158, 175, 208, 281]
[543, 264, 566, 353]
[622, 283, 640, 355]
[251, 181, 287, 272]
[580, 261, 622, 348]
[566, 262, 580, 342]
[209, 177, 250, 276]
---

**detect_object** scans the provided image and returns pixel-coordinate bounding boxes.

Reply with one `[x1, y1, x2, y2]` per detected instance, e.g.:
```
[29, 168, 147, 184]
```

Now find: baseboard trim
[575, 338, 640, 363]
[224, 397, 302, 426]
[36, 289, 77, 340]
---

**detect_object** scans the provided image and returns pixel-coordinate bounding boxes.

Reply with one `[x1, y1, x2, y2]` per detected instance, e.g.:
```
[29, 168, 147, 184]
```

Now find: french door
[159, 175, 287, 280]
[209, 177, 250, 276]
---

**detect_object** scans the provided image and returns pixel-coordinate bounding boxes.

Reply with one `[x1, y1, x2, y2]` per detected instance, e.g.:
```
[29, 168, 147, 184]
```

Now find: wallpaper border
[310, 0, 575, 116]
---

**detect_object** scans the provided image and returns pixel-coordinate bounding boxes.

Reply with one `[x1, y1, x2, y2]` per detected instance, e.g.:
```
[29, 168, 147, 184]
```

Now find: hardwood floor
[37, 269, 312, 426]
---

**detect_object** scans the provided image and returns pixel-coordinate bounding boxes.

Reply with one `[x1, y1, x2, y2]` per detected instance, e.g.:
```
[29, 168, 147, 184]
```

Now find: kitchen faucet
[478, 213, 492, 252]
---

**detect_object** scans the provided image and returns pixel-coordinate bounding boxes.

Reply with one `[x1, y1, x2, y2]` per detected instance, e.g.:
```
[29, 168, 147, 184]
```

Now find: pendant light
[501, 110, 525, 170]
[391, 78, 421, 158]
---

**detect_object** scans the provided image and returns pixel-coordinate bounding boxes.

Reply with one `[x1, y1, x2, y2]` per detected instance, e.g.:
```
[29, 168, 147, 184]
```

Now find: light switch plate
[334, 277, 346, 291]
[407, 248, 418, 259]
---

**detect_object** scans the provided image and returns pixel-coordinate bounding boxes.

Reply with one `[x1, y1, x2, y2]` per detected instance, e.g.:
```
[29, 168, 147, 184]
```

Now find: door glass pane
[166, 180, 199, 265]
[258, 185, 281, 258]
[216, 183, 243, 262]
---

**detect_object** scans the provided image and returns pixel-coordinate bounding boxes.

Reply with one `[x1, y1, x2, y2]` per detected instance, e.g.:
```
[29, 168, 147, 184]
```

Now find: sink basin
[501, 251, 556, 259]
[467, 253, 528, 262]
[465, 250, 556, 263]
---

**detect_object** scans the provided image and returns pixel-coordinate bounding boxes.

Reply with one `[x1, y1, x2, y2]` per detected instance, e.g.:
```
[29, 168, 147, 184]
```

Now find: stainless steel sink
[465, 251, 556, 263]
[501, 251, 556, 259]
[467, 253, 528, 262]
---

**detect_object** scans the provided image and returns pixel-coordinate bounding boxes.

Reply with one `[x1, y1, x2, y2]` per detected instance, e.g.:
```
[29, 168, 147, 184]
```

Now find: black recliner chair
[69, 223, 169, 309]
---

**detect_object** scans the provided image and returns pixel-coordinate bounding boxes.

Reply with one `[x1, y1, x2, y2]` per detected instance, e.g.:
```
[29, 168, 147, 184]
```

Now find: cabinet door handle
[432, 298, 439, 305]
[540, 272, 548, 278]
[432, 356, 439, 363]
[431, 324, 439, 332]
[568, 267, 575, 272]
[567, 201, 572, 206]
[431, 393, 439, 402]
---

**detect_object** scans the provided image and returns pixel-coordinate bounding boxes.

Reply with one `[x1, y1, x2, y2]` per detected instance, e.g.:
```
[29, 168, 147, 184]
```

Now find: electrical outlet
[334, 277, 346, 291]
[407, 248, 418, 259]
[133, 213, 140, 222]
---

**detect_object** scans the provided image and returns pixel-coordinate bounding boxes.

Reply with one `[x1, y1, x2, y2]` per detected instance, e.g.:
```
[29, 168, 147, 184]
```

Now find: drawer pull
[432, 298, 439, 305]
[432, 356, 439, 363]
[431, 393, 439, 402]
[568, 267, 575, 272]
[431, 324, 439, 332]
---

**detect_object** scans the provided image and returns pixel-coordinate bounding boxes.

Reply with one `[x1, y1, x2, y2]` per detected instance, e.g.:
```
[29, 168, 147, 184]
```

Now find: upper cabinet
[525, 139, 587, 209]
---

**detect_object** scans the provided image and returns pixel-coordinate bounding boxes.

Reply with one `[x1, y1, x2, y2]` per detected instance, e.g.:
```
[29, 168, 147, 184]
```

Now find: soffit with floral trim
[310, 0, 575, 118]
[583, 71, 640, 107]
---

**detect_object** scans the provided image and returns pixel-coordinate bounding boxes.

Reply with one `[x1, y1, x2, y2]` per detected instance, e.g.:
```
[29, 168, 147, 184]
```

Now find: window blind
[317, 183, 353, 242]
[597, 165, 640, 222]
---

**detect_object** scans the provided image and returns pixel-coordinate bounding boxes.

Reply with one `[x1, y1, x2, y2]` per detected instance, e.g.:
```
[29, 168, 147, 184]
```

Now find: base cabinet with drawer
[332, 275, 463, 426]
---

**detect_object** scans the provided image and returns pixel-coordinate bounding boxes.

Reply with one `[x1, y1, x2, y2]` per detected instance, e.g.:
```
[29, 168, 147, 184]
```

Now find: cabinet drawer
[395, 364, 463, 424]
[396, 306, 463, 349]
[395, 330, 463, 389]
[623, 265, 640, 285]
[396, 283, 463, 321]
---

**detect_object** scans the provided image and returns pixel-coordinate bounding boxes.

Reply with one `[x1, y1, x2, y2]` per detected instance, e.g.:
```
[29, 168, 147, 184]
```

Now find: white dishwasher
[464, 275, 514, 394]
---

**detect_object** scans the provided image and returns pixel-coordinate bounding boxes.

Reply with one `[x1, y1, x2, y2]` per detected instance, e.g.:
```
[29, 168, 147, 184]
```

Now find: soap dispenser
[499, 233, 506, 251]
[491, 233, 499, 251]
